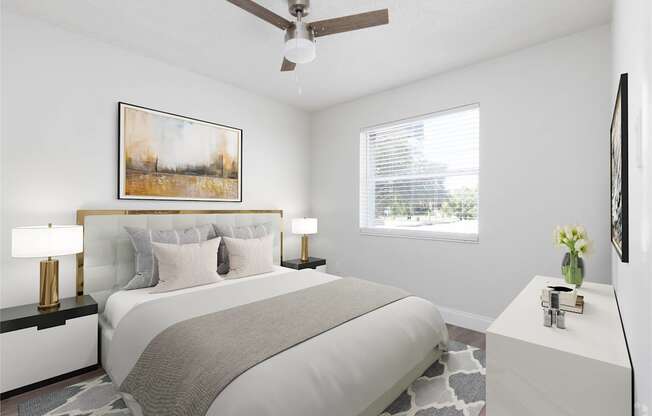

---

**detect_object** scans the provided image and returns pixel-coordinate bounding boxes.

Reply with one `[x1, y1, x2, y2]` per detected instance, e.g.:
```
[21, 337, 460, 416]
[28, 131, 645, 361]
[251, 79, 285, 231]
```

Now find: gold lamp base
[300, 235, 309, 262]
[39, 258, 60, 310]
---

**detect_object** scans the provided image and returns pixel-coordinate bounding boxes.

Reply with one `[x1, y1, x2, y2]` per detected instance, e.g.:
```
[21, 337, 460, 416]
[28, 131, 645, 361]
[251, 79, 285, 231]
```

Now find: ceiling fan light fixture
[226, 0, 389, 72]
[284, 22, 316, 64]
[284, 38, 315, 64]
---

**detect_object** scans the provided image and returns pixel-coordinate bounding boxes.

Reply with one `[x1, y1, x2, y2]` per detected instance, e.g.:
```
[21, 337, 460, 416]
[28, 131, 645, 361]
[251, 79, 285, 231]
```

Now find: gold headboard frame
[75, 209, 284, 296]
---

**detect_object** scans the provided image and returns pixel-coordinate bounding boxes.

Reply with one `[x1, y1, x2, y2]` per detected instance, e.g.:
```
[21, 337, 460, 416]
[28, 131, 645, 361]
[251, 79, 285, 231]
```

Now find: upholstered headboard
[76, 210, 283, 309]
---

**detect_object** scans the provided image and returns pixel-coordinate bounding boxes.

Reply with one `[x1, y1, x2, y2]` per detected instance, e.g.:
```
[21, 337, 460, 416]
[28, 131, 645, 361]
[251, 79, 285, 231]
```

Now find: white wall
[0, 12, 311, 308]
[611, 0, 652, 413]
[310, 26, 612, 330]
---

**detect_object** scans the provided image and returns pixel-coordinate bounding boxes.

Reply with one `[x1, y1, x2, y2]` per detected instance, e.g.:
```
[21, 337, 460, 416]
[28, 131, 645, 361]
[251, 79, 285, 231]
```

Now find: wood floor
[0, 324, 486, 416]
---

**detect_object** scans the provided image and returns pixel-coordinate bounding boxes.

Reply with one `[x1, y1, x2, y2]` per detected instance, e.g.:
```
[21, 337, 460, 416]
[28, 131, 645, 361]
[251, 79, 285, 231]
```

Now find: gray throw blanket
[120, 274, 410, 416]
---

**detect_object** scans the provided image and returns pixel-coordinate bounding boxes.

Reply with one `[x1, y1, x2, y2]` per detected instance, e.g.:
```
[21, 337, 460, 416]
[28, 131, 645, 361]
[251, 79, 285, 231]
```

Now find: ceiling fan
[226, 0, 389, 72]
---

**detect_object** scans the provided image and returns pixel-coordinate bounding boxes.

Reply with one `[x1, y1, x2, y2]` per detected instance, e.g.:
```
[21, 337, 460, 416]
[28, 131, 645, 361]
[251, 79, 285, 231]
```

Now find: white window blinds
[359, 104, 480, 241]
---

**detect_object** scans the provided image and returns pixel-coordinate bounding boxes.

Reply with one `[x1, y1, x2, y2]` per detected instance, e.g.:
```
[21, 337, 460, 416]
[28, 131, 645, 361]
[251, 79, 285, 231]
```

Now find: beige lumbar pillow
[222, 234, 274, 279]
[150, 237, 222, 293]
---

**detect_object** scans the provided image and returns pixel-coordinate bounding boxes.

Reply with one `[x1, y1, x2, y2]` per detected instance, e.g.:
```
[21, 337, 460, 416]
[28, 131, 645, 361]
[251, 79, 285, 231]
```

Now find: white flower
[554, 224, 591, 254]
[571, 226, 581, 239]
[558, 226, 566, 239]
[576, 238, 593, 258]
[553, 226, 563, 247]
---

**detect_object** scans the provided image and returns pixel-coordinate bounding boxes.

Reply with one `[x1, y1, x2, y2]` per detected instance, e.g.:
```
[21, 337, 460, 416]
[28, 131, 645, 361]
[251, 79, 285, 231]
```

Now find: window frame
[358, 103, 480, 243]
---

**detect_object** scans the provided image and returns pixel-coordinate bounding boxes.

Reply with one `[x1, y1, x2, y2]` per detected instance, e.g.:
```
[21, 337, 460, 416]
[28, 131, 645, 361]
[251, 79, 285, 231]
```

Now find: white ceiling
[3, 0, 611, 111]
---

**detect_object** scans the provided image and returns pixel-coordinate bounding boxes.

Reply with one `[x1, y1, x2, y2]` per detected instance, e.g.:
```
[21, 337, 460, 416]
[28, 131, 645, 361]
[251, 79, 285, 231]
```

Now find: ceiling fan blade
[309, 9, 389, 37]
[281, 58, 296, 72]
[226, 0, 292, 30]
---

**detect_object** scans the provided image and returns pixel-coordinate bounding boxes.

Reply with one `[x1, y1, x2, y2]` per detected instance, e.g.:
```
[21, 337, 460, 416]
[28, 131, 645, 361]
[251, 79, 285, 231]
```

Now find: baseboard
[436, 304, 494, 333]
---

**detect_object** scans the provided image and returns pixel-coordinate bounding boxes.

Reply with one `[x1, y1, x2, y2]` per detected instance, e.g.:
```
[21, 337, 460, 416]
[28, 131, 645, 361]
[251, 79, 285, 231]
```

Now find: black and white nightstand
[282, 257, 327, 271]
[0, 295, 98, 398]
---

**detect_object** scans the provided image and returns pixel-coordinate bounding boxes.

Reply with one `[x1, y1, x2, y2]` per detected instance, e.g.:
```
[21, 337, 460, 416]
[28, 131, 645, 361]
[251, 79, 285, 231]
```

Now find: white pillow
[150, 237, 222, 293]
[223, 234, 274, 279]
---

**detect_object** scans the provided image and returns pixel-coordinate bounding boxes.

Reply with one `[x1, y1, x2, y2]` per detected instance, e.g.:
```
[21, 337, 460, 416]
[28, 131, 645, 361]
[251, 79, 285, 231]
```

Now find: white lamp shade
[284, 38, 316, 64]
[292, 218, 318, 235]
[12, 225, 83, 258]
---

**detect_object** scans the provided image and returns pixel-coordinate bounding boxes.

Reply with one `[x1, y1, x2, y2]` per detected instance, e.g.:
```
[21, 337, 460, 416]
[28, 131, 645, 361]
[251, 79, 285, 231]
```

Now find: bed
[77, 210, 448, 416]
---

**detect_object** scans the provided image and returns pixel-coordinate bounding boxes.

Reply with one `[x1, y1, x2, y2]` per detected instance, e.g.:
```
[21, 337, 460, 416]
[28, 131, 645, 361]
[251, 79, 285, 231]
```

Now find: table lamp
[12, 224, 83, 310]
[292, 218, 317, 262]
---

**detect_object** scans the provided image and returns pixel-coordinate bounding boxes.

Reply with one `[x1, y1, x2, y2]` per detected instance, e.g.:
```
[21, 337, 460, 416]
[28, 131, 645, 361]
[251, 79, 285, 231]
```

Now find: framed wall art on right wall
[610, 73, 629, 263]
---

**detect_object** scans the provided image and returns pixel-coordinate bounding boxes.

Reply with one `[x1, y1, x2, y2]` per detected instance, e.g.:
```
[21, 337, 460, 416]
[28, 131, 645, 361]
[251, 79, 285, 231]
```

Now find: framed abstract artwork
[610, 73, 628, 263]
[118, 102, 242, 202]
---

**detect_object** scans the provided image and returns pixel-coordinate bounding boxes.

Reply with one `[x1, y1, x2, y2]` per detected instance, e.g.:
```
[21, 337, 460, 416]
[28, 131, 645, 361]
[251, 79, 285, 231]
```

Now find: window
[359, 104, 479, 241]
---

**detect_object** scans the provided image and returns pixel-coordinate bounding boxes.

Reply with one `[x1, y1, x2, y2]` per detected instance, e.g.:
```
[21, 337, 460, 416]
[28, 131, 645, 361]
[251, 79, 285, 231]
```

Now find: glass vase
[561, 252, 584, 287]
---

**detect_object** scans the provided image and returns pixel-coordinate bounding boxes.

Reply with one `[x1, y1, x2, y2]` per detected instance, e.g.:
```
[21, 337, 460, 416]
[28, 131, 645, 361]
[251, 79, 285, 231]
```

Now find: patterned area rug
[18, 341, 484, 416]
[381, 341, 485, 416]
[18, 374, 128, 416]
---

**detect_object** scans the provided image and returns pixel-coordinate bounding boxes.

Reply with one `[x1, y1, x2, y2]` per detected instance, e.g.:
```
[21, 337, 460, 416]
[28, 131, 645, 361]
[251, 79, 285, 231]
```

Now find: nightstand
[0, 295, 98, 398]
[282, 257, 326, 271]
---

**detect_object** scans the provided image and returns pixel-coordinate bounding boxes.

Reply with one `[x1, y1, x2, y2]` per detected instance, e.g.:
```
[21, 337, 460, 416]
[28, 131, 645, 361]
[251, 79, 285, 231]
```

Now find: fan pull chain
[295, 70, 302, 95]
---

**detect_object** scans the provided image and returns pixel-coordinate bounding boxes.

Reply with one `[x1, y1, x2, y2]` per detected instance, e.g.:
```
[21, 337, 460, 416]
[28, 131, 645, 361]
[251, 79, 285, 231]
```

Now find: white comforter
[102, 268, 448, 416]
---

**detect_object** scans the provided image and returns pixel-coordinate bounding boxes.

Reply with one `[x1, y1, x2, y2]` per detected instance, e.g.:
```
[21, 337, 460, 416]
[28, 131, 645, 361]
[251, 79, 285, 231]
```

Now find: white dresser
[486, 276, 632, 416]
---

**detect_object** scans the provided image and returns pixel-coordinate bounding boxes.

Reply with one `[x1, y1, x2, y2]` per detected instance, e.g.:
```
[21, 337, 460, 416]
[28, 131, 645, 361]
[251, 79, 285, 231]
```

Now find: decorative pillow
[124, 224, 216, 290]
[149, 238, 222, 294]
[222, 234, 274, 279]
[212, 223, 272, 275]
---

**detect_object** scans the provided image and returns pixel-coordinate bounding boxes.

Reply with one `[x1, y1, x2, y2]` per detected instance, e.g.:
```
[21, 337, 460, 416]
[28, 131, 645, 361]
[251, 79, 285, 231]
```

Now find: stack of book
[540, 285, 584, 314]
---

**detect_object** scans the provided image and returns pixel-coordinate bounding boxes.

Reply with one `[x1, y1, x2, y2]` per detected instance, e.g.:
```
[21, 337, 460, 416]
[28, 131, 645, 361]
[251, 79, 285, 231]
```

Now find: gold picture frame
[118, 102, 243, 202]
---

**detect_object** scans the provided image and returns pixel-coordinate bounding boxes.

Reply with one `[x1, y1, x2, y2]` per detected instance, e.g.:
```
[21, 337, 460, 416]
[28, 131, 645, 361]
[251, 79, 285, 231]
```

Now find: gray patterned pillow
[124, 224, 216, 290]
[212, 223, 272, 275]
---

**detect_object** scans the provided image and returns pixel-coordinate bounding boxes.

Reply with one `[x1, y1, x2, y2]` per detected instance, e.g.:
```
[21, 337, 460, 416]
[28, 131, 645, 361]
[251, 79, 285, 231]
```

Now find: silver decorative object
[542, 290, 566, 329]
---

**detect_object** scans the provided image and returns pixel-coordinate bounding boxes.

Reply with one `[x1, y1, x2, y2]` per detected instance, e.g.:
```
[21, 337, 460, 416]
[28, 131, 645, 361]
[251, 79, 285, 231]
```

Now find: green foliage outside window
[440, 187, 478, 220]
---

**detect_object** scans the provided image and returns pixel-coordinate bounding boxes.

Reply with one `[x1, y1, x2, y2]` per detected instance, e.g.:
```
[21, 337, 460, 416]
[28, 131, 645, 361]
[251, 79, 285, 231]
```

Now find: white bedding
[102, 265, 294, 330]
[102, 268, 448, 416]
